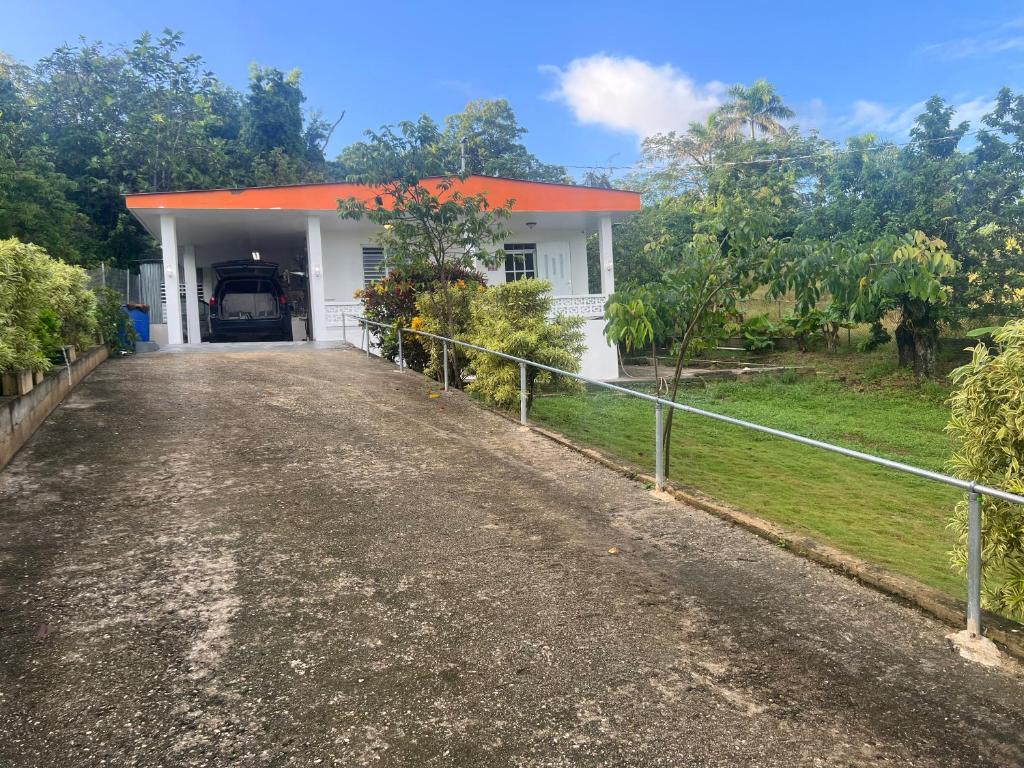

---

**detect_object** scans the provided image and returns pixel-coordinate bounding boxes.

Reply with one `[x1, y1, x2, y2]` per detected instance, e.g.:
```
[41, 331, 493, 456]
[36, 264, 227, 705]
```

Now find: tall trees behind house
[335, 98, 568, 183]
[0, 31, 335, 266]
[615, 81, 1024, 376]
[0, 31, 568, 268]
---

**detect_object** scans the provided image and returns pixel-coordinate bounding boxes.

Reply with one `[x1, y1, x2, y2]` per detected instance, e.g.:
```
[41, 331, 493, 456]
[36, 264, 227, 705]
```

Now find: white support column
[160, 215, 184, 345]
[183, 244, 201, 345]
[598, 214, 615, 295]
[306, 215, 327, 341]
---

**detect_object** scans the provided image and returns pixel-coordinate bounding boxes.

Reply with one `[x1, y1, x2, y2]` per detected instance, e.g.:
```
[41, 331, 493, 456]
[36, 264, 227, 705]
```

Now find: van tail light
[208, 296, 216, 307]
[279, 295, 287, 306]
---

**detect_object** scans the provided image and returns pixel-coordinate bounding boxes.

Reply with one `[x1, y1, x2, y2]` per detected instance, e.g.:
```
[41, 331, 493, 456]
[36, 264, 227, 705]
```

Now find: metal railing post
[397, 327, 404, 370]
[519, 361, 528, 426]
[655, 402, 665, 490]
[967, 491, 982, 636]
[341, 313, 347, 343]
[343, 316, 1024, 638]
[442, 340, 449, 391]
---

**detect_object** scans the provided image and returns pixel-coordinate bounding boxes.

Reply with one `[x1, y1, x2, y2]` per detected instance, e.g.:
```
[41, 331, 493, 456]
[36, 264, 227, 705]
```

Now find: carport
[125, 206, 317, 346]
[126, 178, 641, 377]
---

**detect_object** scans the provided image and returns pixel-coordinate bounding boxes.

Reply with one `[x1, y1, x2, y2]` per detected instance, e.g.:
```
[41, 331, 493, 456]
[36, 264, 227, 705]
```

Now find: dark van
[209, 261, 292, 342]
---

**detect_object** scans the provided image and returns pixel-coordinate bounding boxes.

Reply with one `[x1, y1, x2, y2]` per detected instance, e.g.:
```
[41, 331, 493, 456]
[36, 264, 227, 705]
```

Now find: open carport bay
[1, 345, 1023, 767]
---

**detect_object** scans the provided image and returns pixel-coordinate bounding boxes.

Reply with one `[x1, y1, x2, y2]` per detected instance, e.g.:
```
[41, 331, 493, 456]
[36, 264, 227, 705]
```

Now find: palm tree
[717, 79, 795, 141]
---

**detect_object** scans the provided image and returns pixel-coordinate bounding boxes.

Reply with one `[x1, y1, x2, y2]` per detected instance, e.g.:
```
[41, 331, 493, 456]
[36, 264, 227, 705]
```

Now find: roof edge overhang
[124, 175, 642, 215]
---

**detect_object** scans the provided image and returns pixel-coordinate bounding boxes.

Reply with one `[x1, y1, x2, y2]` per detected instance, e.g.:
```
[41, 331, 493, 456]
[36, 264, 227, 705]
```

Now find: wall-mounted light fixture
[251, 250, 261, 261]
[313, 263, 321, 277]
[525, 221, 537, 229]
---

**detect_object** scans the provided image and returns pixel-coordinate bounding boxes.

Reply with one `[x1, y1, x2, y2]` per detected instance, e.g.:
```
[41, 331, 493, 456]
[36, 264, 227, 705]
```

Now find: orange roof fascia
[124, 176, 641, 214]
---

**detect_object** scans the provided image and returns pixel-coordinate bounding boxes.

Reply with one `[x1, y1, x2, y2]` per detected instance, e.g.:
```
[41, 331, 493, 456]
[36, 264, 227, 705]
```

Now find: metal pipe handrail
[350, 314, 1024, 506]
[347, 312, 1023, 636]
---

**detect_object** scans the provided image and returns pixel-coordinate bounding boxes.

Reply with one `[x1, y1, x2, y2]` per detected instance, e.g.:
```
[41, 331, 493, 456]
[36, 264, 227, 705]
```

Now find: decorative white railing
[326, 301, 363, 326]
[327, 294, 607, 327]
[550, 294, 607, 319]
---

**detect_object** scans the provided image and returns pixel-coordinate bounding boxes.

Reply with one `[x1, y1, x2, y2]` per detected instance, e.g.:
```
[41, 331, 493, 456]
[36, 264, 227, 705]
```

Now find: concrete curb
[0, 345, 109, 471]
[521, 421, 1024, 661]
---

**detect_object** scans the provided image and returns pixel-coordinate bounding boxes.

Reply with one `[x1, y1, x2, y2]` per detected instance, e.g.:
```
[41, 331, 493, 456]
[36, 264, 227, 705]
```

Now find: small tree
[414, 280, 480, 387]
[606, 191, 777, 476]
[768, 231, 957, 372]
[339, 154, 513, 384]
[464, 279, 584, 413]
[603, 285, 670, 391]
[947, 321, 1024, 619]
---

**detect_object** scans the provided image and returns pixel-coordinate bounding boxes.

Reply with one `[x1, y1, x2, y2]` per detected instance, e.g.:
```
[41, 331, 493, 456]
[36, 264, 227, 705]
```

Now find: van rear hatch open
[213, 261, 281, 281]
[218, 278, 282, 319]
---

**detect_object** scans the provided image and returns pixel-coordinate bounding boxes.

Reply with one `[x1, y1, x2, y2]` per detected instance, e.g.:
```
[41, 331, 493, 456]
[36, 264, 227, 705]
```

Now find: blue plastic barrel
[125, 305, 150, 342]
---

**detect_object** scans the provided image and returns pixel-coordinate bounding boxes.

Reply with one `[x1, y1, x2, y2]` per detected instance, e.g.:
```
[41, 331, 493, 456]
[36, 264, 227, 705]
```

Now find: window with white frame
[362, 246, 387, 286]
[504, 243, 536, 282]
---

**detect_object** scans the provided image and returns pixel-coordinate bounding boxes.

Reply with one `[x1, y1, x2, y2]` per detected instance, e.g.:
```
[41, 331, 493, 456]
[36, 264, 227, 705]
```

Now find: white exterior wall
[318, 223, 618, 380]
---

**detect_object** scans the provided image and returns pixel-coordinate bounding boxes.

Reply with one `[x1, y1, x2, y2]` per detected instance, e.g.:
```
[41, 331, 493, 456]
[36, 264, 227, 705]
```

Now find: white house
[125, 176, 640, 379]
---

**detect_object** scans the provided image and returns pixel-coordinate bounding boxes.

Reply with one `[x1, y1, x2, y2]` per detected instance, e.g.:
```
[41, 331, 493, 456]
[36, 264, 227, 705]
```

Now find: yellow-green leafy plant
[0, 238, 56, 373]
[0, 238, 98, 374]
[43, 257, 97, 353]
[464, 279, 584, 413]
[414, 280, 480, 386]
[947, 320, 1024, 618]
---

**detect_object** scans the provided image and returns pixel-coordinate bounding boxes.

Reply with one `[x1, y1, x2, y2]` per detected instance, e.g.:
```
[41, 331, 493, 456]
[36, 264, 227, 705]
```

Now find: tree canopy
[612, 80, 1024, 376]
[0, 32, 568, 269]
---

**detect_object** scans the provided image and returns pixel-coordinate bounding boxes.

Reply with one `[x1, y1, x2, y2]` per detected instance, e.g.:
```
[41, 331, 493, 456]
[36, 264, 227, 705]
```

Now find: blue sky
[4, 1, 1023, 178]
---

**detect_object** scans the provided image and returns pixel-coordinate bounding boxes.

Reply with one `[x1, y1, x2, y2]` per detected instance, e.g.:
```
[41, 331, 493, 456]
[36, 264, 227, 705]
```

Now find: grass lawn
[530, 359, 968, 599]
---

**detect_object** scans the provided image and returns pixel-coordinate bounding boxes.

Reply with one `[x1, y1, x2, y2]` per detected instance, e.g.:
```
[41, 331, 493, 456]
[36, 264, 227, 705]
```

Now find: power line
[556, 126, 992, 175]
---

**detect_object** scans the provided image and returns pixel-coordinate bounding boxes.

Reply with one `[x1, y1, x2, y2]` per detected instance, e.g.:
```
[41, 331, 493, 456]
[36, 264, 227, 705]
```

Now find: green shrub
[96, 287, 136, 352]
[414, 280, 480, 386]
[0, 239, 58, 372]
[464, 279, 584, 413]
[858, 321, 892, 353]
[741, 314, 781, 352]
[44, 257, 97, 353]
[0, 238, 99, 374]
[783, 310, 824, 352]
[946, 320, 1024, 618]
[357, 264, 485, 371]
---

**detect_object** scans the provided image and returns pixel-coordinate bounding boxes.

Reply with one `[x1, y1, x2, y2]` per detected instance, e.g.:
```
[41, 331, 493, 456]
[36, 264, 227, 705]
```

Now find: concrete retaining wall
[0, 345, 109, 471]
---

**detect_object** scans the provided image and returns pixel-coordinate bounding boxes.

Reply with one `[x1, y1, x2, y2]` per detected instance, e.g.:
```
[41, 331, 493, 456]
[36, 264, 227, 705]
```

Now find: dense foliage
[947, 321, 1024, 619]
[0, 32, 564, 270]
[338, 119, 516, 365]
[357, 264, 485, 371]
[0, 238, 96, 373]
[464, 279, 584, 412]
[414, 280, 481, 386]
[614, 83, 1024, 377]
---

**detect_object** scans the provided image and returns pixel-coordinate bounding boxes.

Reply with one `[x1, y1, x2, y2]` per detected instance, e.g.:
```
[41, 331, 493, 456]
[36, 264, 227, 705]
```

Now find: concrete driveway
[2, 345, 1023, 767]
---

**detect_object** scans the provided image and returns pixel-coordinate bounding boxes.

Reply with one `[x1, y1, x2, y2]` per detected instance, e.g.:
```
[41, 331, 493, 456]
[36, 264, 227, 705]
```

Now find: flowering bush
[356, 264, 485, 372]
[415, 280, 481, 385]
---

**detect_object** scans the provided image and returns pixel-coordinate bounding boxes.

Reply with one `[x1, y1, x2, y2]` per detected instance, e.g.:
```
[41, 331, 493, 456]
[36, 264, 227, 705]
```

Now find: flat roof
[124, 175, 641, 215]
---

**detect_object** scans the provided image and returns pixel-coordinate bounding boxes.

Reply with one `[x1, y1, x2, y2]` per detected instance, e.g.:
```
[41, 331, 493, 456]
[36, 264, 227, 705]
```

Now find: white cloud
[922, 17, 1024, 60]
[840, 99, 928, 136]
[812, 96, 995, 139]
[542, 55, 726, 139]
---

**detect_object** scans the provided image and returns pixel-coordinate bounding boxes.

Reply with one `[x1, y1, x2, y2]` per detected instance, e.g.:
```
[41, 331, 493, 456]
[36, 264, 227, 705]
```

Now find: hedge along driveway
[530, 375, 964, 597]
[2, 346, 1023, 766]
